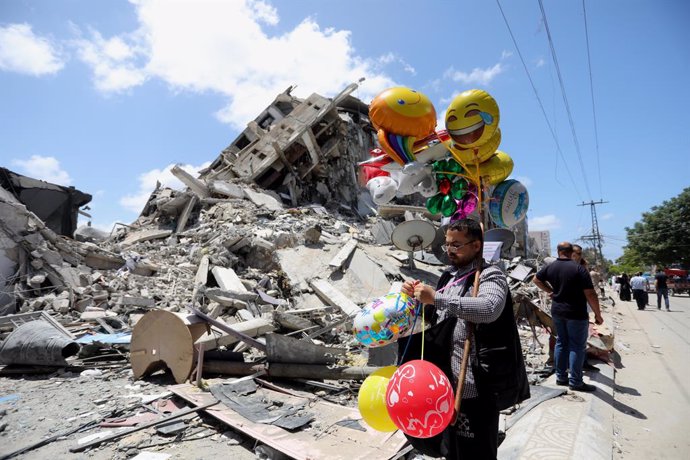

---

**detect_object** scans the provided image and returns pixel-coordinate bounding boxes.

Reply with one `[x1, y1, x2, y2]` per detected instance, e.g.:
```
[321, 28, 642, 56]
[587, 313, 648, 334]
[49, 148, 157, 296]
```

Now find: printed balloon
[358, 366, 398, 432]
[464, 150, 514, 185]
[385, 360, 455, 438]
[369, 87, 437, 137]
[445, 89, 500, 149]
[489, 179, 529, 228]
[353, 292, 417, 348]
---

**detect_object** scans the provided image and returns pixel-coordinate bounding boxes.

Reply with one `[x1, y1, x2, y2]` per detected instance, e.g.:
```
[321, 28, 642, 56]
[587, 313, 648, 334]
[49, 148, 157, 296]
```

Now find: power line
[582, 0, 603, 199]
[538, 0, 593, 200]
[578, 199, 607, 266]
[494, 0, 583, 201]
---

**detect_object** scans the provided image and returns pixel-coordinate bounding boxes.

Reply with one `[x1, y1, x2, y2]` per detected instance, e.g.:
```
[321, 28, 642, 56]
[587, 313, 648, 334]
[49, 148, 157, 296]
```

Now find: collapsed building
[0, 82, 613, 459]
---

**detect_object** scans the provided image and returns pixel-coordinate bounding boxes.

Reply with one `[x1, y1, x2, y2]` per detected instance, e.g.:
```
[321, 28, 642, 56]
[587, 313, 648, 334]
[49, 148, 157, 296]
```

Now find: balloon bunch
[362, 86, 529, 227]
[354, 293, 455, 438]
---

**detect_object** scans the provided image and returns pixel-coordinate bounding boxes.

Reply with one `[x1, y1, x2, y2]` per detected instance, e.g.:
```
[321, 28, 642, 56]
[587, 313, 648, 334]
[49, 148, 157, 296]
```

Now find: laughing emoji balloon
[369, 87, 437, 138]
[445, 89, 499, 149]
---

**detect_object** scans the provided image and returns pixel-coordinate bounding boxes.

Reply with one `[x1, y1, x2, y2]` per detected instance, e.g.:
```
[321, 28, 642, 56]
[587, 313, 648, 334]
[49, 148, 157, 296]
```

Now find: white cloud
[535, 57, 545, 68]
[119, 161, 211, 213]
[0, 23, 65, 76]
[601, 213, 614, 220]
[73, 29, 148, 93]
[446, 63, 505, 86]
[73, 0, 395, 128]
[11, 155, 72, 184]
[515, 176, 533, 187]
[530, 214, 561, 231]
[501, 50, 513, 59]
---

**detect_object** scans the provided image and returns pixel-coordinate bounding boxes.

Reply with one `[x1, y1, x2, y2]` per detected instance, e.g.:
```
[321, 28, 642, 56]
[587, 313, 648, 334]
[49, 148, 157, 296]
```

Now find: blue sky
[1, 0, 688, 261]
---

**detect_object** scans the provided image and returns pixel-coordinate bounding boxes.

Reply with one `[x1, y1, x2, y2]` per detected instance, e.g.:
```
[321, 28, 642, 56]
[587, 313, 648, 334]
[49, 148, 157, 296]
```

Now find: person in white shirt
[630, 272, 649, 310]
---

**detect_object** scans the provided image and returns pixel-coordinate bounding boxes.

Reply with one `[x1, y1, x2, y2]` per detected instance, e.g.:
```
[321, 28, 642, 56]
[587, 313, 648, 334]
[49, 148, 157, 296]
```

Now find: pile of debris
[0, 83, 613, 459]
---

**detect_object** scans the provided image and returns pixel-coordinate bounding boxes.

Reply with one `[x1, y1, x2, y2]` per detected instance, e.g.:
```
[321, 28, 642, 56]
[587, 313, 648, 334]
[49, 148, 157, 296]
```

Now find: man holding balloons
[402, 218, 529, 460]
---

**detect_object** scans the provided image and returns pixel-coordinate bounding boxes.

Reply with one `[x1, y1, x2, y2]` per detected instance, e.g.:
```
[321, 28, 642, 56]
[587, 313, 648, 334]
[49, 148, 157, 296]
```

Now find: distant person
[618, 273, 632, 301]
[655, 270, 670, 311]
[630, 272, 649, 310]
[533, 242, 604, 392]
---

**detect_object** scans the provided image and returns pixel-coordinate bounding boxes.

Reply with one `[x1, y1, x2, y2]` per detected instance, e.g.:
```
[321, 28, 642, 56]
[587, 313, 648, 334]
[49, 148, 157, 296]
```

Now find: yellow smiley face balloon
[369, 87, 437, 137]
[445, 89, 500, 149]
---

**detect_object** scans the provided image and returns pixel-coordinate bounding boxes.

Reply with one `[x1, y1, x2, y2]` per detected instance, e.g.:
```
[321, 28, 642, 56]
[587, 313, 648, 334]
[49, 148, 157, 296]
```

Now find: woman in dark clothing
[618, 273, 632, 301]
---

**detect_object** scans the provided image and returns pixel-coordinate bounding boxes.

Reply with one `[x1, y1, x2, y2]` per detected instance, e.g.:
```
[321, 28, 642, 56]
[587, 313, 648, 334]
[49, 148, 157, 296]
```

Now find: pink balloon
[385, 360, 455, 438]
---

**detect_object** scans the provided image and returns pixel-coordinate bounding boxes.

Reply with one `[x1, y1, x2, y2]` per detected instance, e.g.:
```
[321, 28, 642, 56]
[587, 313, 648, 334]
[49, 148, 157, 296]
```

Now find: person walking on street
[655, 269, 671, 311]
[533, 242, 604, 392]
[402, 218, 529, 460]
[630, 272, 649, 310]
[618, 273, 632, 301]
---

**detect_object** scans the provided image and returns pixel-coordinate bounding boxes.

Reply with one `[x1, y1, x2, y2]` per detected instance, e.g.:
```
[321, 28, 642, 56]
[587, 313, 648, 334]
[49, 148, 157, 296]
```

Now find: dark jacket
[437, 269, 530, 411]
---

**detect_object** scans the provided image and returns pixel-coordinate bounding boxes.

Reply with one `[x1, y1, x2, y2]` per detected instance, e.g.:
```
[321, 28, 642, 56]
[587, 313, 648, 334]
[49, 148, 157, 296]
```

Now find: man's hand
[594, 313, 604, 325]
[402, 280, 420, 297]
[413, 283, 436, 305]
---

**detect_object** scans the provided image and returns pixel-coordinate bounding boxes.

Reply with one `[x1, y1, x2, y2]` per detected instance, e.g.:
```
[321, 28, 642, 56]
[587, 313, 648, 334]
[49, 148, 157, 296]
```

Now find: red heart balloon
[385, 360, 455, 438]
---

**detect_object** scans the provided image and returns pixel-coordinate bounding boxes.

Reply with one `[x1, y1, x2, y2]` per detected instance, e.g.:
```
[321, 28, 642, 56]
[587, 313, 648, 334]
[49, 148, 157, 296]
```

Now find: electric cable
[494, 0, 583, 201]
[582, 0, 604, 198]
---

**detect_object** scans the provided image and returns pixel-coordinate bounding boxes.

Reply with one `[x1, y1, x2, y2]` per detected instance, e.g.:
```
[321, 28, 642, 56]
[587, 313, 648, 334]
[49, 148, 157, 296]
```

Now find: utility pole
[578, 200, 608, 268]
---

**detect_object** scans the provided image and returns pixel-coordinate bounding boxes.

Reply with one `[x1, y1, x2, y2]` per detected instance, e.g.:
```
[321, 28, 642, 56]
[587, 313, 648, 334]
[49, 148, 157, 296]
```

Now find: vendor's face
[445, 229, 481, 267]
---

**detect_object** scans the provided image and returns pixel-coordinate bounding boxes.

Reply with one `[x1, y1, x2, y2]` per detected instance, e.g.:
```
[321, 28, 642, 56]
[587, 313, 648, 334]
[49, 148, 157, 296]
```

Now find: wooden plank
[328, 239, 358, 270]
[309, 279, 360, 317]
[169, 383, 408, 460]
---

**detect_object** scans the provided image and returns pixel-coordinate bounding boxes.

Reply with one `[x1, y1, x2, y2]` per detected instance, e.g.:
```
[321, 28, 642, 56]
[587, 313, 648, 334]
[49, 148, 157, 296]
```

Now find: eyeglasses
[442, 240, 476, 253]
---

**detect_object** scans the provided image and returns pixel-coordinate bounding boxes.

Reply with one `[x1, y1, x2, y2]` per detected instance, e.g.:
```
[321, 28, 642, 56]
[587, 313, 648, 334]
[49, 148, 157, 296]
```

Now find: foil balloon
[447, 128, 501, 166]
[489, 179, 529, 228]
[413, 173, 438, 198]
[451, 183, 478, 221]
[366, 176, 398, 205]
[358, 366, 398, 432]
[445, 89, 500, 149]
[385, 360, 455, 438]
[425, 158, 469, 217]
[353, 292, 417, 347]
[464, 150, 514, 185]
[370, 87, 437, 137]
[394, 164, 434, 196]
[370, 87, 437, 166]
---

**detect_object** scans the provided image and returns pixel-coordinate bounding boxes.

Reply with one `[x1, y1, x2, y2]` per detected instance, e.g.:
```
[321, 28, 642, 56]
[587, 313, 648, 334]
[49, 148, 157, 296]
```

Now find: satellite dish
[484, 228, 516, 251]
[391, 220, 436, 252]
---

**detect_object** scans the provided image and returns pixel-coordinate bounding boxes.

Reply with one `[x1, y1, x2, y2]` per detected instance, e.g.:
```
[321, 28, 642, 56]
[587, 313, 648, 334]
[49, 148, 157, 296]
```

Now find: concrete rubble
[0, 83, 614, 460]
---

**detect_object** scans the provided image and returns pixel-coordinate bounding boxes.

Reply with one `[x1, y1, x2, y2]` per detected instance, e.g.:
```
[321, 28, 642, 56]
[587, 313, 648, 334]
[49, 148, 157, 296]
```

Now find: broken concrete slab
[328, 239, 358, 270]
[243, 188, 283, 212]
[171, 165, 210, 199]
[211, 267, 248, 293]
[309, 279, 360, 317]
[121, 229, 173, 247]
[209, 181, 245, 199]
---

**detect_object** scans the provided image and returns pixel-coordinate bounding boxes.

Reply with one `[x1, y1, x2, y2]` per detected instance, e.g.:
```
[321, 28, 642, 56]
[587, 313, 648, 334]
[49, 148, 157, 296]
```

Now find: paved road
[612, 291, 690, 459]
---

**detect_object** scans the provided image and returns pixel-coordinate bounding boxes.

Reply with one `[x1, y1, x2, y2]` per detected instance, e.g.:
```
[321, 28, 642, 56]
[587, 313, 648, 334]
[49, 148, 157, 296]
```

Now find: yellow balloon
[464, 150, 514, 185]
[445, 89, 500, 149]
[358, 366, 398, 432]
[446, 128, 501, 166]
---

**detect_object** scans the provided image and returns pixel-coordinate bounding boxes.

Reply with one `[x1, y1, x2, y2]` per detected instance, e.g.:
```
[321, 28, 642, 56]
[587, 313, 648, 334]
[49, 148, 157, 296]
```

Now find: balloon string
[420, 300, 425, 360]
[397, 299, 421, 366]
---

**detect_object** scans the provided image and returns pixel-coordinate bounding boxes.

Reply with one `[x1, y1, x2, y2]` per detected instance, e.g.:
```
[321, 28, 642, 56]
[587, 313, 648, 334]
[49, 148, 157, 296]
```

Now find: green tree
[621, 187, 690, 268]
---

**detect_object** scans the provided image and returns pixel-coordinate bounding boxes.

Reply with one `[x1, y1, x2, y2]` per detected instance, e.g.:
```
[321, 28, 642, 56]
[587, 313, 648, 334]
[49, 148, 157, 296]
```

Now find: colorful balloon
[464, 150, 514, 185]
[358, 366, 399, 432]
[451, 184, 478, 221]
[489, 179, 529, 228]
[353, 293, 417, 347]
[369, 87, 437, 137]
[425, 158, 469, 216]
[385, 360, 455, 438]
[445, 89, 500, 149]
[447, 128, 501, 166]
